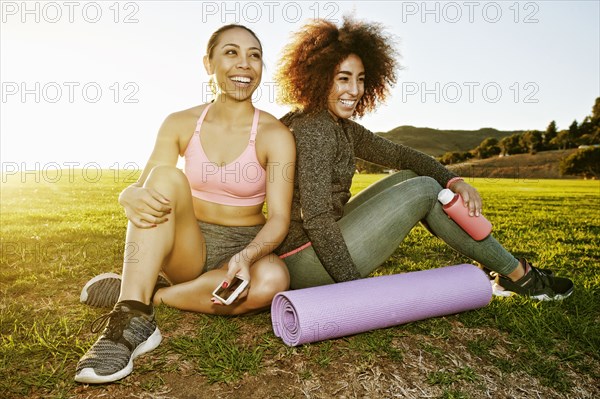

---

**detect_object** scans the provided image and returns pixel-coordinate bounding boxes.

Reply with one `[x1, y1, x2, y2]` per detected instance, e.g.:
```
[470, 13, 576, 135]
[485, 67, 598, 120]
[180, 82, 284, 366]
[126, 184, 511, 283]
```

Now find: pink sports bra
[184, 103, 267, 206]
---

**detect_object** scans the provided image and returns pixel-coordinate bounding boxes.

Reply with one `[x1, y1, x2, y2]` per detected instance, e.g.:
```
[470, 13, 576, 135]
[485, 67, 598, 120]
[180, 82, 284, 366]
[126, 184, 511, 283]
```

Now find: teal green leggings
[283, 170, 519, 289]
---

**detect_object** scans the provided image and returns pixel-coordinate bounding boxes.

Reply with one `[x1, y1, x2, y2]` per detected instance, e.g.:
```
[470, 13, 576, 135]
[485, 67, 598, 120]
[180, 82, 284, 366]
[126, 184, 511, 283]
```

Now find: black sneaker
[480, 264, 553, 280]
[492, 259, 574, 301]
[75, 300, 162, 384]
[81, 273, 171, 309]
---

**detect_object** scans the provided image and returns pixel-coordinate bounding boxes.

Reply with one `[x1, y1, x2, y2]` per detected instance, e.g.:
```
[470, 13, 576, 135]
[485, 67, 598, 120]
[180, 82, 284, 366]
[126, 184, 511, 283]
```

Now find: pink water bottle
[437, 189, 492, 241]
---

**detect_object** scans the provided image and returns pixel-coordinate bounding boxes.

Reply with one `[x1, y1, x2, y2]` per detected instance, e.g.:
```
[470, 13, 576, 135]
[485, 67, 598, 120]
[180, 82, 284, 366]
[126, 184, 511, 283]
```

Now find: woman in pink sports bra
[75, 25, 295, 384]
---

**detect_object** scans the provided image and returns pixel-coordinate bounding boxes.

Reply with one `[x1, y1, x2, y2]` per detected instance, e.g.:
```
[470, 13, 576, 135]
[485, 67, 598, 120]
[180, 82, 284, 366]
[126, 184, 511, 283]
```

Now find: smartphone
[212, 276, 249, 305]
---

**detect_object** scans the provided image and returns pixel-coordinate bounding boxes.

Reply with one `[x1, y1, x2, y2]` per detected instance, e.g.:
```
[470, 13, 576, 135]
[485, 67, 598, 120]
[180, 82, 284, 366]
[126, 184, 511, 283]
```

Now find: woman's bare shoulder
[258, 110, 292, 136]
[159, 104, 210, 135]
[165, 104, 207, 124]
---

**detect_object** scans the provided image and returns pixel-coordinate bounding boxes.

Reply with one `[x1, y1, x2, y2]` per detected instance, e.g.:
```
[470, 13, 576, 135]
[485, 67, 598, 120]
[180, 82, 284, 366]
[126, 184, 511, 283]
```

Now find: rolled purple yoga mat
[271, 264, 492, 346]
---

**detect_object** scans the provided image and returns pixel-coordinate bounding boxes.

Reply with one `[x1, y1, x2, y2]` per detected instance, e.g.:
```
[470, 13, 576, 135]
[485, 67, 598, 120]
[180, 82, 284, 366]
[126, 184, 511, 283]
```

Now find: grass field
[1, 171, 599, 398]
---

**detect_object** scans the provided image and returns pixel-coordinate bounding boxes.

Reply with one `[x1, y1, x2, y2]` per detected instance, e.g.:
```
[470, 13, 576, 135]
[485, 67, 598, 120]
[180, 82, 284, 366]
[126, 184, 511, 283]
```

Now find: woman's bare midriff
[192, 197, 266, 226]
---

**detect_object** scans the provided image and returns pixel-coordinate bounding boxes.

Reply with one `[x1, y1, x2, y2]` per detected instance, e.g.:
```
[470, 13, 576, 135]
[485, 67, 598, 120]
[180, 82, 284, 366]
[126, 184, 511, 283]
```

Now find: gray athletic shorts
[198, 221, 263, 272]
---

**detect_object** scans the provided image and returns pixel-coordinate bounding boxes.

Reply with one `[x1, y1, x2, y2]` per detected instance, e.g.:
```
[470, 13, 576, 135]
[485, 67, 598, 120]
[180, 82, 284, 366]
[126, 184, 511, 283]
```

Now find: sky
[1, 0, 599, 172]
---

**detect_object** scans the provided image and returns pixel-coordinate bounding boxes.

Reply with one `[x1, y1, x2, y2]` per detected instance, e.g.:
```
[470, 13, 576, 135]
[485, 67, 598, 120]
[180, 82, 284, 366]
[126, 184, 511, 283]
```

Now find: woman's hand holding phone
[211, 252, 251, 305]
[211, 275, 249, 305]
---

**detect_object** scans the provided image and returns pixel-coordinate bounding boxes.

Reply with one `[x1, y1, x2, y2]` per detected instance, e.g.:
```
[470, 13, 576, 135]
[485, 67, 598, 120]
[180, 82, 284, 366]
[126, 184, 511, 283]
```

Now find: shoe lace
[90, 307, 133, 341]
[529, 265, 554, 290]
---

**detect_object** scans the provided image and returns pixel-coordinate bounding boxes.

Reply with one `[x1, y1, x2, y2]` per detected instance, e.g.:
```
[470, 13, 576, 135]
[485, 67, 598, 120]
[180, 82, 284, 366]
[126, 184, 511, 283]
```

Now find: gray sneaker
[80, 273, 121, 308]
[81, 273, 171, 309]
[75, 300, 162, 384]
[493, 259, 574, 301]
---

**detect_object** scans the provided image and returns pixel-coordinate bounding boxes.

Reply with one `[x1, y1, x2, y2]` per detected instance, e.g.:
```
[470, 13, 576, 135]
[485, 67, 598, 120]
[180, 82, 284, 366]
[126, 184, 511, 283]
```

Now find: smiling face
[326, 53, 365, 120]
[204, 27, 263, 102]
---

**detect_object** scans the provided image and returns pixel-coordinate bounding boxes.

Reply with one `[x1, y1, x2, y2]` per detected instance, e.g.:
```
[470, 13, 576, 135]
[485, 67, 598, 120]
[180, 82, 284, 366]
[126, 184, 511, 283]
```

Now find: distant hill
[446, 149, 580, 179]
[370, 126, 583, 179]
[376, 126, 523, 156]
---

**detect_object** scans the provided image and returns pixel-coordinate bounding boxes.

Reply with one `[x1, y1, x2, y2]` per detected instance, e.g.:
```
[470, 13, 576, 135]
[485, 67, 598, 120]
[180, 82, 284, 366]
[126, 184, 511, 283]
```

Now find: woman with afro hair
[273, 16, 573, 301]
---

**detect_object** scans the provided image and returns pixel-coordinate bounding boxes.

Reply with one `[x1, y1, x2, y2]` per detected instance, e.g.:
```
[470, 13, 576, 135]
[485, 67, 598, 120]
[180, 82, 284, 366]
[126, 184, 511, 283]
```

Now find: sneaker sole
[74, 326, 162, 384]
[492, 283, 574, 301]
[80, 272, 122, 308]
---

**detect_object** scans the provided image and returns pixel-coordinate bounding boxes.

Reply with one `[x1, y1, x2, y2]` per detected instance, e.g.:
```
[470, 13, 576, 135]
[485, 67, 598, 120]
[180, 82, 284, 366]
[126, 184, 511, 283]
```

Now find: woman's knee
[259, 257, 290, 292]
[247, 258, 290, 306]
[145, 165, 190, 194]
[394, 169, 419, 181]
[393, 176, 441, 203]
[416, 175, 442, 191]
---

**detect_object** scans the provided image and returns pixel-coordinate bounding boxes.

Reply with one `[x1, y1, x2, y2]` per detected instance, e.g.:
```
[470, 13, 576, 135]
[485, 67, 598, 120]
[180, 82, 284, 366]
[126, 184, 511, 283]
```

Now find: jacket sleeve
[351, 123, 457, 187]
[293, 121, 362, 282]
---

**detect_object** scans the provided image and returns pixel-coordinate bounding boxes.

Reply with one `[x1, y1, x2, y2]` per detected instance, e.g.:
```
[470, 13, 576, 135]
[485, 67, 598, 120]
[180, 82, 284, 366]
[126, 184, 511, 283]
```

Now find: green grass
[1, 171, 599, 398]
[169, 314, 264, 383]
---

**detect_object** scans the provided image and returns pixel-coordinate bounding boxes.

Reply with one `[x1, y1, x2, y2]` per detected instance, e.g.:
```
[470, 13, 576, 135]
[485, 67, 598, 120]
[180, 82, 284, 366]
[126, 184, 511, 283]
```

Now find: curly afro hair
[275, 16, 399, 118]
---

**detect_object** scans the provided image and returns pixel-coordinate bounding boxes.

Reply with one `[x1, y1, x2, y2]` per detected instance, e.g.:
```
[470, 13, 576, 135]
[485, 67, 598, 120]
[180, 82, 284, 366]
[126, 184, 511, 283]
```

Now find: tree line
[438, 97, 600, 178]
[355, 97, 599, 178]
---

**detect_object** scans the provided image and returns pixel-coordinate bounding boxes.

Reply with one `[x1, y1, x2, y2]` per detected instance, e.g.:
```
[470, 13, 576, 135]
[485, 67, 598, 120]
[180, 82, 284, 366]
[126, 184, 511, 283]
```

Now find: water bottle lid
[437, 188, 455, 205]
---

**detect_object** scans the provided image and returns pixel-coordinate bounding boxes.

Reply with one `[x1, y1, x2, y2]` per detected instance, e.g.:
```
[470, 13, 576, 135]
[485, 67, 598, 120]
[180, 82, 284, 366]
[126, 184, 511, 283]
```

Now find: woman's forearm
[239, 214, 290, 266]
